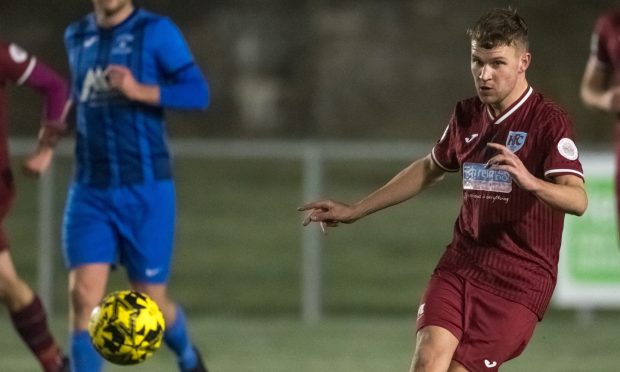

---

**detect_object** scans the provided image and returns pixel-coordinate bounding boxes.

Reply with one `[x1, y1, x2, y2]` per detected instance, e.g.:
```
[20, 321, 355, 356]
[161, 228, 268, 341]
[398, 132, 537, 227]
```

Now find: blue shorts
[62, 180, 176, 283]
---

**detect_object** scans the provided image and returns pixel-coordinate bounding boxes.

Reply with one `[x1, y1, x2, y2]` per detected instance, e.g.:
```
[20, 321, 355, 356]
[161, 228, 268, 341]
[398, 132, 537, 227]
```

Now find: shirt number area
[463, 162, 512, 193]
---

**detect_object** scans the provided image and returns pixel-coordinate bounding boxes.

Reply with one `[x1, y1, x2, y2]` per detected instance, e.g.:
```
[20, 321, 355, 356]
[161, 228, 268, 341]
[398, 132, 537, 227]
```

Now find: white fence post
[301, 144, 323, 324]
[37, 162, 55, 314]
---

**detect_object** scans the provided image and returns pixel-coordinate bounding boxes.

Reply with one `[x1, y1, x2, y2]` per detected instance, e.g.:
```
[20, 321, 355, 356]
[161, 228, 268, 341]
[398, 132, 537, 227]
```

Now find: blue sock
[71, 330, 103, 372]
[164, 306, 197, 370]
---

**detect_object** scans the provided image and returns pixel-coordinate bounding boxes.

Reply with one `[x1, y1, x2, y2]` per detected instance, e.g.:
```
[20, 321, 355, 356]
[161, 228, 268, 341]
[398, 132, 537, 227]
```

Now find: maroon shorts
[416, 269, 538, 371]
[0, 168, 15, 252]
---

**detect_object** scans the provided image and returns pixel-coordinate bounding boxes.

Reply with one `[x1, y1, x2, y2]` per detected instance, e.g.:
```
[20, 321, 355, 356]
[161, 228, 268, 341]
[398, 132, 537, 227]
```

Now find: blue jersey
[64, 8, 209, 187]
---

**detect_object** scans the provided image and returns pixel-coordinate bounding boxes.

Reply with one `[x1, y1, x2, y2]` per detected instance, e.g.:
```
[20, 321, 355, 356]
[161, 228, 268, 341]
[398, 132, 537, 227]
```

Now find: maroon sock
[10, 295, 64, 372]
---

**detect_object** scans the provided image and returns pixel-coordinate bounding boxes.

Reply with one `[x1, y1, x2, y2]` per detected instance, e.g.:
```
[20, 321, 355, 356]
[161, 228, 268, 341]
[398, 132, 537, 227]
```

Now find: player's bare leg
[0, 250, 34, 310]
[69, 263, 110, 372]
[69, 263, 110, 330]
[0, 250, 68, 372]
[133, 281, 208, 372]
[131, 282, 177, 322]
[410, 325, 460, 372]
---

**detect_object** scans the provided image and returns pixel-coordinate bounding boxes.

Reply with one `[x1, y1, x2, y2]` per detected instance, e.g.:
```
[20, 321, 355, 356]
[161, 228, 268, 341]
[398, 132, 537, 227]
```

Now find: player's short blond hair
[467, 7, 529, 51]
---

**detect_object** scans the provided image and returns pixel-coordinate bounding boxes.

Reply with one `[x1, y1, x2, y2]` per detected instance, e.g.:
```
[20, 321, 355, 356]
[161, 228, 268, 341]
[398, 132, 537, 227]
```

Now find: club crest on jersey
[112, 34, 134, 55]
[506, 131, 527, 152]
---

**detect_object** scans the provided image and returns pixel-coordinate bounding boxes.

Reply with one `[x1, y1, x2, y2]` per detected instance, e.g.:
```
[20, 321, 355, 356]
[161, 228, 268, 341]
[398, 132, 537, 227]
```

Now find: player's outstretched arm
[299, 154, 446, 230]
[486, 143, 587, 216]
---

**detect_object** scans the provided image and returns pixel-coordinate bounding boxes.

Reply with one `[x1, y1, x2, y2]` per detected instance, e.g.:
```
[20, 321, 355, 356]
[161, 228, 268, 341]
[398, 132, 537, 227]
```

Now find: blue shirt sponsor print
[463, 162, 512, 193]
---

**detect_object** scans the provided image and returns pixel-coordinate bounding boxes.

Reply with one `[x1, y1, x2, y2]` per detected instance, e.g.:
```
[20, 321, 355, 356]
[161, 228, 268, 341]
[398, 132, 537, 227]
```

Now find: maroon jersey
[0, 41, 36, 170]
[431, 86, 584, 319]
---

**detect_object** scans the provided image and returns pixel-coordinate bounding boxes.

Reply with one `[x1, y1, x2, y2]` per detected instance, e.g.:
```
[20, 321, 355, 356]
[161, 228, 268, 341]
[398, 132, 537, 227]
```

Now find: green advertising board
[555, 154, 620, 308]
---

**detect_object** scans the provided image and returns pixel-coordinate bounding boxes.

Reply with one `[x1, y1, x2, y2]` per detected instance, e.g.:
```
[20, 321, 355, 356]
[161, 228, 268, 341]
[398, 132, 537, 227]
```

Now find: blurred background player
[0, 39, 68, 371]
[62, 0, 209, 371]
[300, 8, 587, 372]
[581, 7, 620, 239]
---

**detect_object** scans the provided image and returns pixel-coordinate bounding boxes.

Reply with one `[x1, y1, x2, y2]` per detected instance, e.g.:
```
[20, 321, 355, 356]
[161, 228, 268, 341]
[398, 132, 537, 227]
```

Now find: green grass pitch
[1, 156, 619, 371]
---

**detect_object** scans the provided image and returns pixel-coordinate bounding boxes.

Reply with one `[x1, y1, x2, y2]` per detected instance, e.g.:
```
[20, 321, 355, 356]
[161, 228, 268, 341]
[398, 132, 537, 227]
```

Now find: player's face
[92, 0, 133, 17]
[470, 41, 531, 112]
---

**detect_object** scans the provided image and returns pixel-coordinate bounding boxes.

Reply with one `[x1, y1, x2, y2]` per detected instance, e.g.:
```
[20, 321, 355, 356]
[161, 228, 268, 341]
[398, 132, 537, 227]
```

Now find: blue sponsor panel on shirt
[463, 162, 512, 193]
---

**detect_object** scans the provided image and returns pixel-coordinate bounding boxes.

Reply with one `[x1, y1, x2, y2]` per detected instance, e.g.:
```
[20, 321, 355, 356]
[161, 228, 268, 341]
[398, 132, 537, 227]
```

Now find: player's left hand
[22, 125, 63, 178]
[105, 64, 139, 99]
[485, 142, 540, 191]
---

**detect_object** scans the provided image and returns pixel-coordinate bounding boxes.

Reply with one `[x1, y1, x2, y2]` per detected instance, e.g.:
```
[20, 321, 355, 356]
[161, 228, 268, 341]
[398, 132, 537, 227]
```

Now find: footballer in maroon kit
[581, 8, 620, 239]
[0, 40, 69, 371]
[300, 8, 587, 372]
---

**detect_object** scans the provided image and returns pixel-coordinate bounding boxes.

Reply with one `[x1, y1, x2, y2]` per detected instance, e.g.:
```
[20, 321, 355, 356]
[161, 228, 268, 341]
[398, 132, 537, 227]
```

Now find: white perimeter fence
[11, 138, 431, 324]
[10, 139, 616, 324]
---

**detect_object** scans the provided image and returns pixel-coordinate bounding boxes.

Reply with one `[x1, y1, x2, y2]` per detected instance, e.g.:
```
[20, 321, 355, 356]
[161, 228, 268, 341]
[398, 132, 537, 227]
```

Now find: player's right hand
[298, 200, 360, 228]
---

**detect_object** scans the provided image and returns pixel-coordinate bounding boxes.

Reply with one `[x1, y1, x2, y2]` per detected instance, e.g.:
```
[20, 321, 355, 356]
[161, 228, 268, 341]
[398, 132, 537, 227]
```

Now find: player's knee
[412, 347, 449, 372]
[69, 282, 102, 320]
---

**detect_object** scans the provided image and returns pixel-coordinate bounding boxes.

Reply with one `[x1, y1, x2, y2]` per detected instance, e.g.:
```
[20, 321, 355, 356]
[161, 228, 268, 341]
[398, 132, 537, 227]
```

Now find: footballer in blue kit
[62, 1, 209, 371]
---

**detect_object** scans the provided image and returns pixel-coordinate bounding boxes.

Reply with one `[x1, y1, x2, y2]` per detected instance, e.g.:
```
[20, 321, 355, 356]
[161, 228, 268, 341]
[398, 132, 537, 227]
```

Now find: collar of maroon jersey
[486, 86, 533, 125]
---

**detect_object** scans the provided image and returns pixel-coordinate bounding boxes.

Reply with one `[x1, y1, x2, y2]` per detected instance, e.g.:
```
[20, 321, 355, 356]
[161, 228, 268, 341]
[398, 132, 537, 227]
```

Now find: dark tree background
[0, 0, 616, 145]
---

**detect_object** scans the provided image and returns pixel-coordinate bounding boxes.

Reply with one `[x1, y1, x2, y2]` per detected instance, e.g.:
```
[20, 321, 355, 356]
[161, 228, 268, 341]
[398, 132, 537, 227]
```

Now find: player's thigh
[416, 270, 465, 341]
[413, 270, 465, 372]
[117, 180, 175, 283]
[63, 184, 118, 268]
